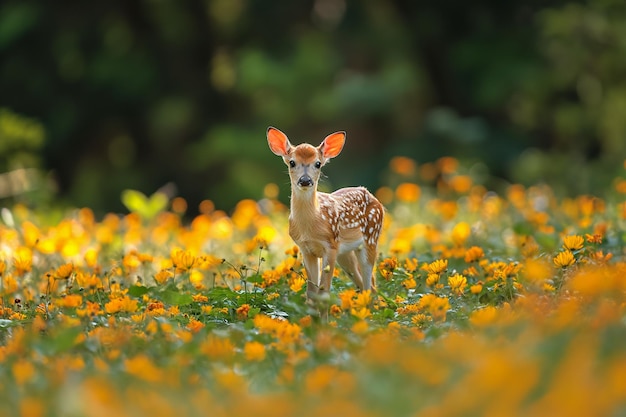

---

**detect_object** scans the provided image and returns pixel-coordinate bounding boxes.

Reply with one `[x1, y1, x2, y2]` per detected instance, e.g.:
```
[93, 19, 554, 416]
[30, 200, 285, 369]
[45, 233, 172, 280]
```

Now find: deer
[267, 126, 384, 320]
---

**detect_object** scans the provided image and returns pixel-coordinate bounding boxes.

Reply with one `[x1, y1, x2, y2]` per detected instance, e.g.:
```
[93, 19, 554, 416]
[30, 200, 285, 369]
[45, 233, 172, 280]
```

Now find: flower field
[2, 157, 626, 417]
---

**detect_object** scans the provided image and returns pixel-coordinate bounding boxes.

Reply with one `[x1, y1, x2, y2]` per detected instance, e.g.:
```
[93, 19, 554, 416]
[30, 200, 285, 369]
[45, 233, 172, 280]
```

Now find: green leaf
[128, 285, 150, 297]
[121, 189, 168, 220]
[160, 290, 193, 306]
[248, 307, 261, 318]
[246, 274, 263, 284]
[49, 326, 83, 354]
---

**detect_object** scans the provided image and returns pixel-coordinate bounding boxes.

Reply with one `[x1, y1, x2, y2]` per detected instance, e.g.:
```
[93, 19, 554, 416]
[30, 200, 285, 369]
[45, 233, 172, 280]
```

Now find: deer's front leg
[302, 252, 321, 301]
[319, 248, 337, 297]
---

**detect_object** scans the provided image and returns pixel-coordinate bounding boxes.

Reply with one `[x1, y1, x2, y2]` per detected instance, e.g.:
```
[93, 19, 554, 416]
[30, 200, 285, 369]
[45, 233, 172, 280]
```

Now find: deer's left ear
[319, 131, 346, 159]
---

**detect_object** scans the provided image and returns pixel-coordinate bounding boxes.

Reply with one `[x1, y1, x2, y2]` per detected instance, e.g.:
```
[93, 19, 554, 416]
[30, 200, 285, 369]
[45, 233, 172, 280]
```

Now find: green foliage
[2, 1, 626, 213]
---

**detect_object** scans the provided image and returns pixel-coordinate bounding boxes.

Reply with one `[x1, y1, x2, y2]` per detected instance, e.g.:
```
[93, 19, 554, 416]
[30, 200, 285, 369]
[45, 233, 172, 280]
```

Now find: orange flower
[243, 341, 266, 362]
[124, 355, 163, 383]
[154, 269, 174, 285]
[464, 246, 485, 263]
[236, 304, 251, 319]
[390, 156, 417, 176]
[469, 305, 498, 327]
[396, 183, 421, 203]
[12, 359, 35, 386]
[201, 335, 234, 361]
[187, 318, 205, 334]
[56, 294, 83, 309]
[585, 234, 603, 244]
[54, 263, 74, 280]
[104, 296, 139, 314]
[470, 283, 483, 294]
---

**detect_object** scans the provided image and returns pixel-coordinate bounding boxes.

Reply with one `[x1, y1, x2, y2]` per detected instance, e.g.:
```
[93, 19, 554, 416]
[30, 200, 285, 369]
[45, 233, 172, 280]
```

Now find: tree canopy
[1, 0, 625, 213]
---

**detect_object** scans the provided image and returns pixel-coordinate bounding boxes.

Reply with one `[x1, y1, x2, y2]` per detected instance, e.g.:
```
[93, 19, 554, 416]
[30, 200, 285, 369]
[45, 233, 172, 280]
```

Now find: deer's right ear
[267, 127, 291, 156]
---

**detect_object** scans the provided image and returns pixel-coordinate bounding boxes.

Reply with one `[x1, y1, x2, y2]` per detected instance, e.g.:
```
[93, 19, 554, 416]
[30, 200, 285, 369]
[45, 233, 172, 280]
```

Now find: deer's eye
[289, 160, 296, 168]
[314, 161, 321, 169]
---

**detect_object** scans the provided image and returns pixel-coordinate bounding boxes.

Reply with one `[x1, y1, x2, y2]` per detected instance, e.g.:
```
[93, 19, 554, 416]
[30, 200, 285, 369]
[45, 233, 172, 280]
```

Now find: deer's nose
[298, 175, 313, 187]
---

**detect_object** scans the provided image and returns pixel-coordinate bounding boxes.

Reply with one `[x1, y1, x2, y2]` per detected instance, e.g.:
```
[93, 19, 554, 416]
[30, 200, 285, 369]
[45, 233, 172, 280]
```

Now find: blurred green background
[1, 0, 625, 215]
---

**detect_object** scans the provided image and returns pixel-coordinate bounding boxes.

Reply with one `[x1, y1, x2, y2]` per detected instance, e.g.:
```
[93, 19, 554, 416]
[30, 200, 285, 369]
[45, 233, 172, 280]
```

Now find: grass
[2, 157, 626, 417]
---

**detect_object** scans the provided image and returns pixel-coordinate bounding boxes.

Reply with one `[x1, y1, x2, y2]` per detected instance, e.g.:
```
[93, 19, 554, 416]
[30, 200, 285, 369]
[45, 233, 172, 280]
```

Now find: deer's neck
[290, 188, 320, 220]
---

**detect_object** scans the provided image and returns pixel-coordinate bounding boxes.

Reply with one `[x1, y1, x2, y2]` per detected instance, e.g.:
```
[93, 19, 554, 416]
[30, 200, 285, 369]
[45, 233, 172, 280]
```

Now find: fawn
[267, 127, 384, 319]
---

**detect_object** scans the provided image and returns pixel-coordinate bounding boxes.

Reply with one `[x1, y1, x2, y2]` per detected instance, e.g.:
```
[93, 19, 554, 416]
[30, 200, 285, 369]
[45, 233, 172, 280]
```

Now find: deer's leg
[320, 249, 337, 294]
[358, 245, 377, 292]
[302, 252, 321, 301]
[337, 252, 364, 291]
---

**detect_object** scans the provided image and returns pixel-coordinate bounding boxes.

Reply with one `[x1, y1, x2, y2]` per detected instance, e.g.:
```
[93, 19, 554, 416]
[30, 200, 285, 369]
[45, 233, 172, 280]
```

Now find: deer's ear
[319, 131, 346, 159]
[267, 127, 292, 156]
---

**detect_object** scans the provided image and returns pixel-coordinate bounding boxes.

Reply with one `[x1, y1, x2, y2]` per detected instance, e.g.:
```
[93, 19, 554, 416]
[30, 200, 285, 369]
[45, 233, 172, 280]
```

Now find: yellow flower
[451, 222, 471, 246]
[351, 307, 372, 320]
[553, 251, 575, 268]
[411, 313, 431, 327]
[13, 248, 32, 276]
[469, 305, 498, 327]
[243, 341, 266, 362]
[352, 290, 372, 309]
[124, 355, 163, 383]
[304, 364, 339, 394]
[426, 273, 440, 287]
[448, 274, 467, 295]
[55, 294, 83, 309]
[470, 283, 483, 294]
[154, 269, 174, 285]
[289, 276, 306, 293]
[523, 258, 553, 284]
[404, 257, 419, 272]
[562, 235, 584, 251]
[427, 259, 448, 275]
[351, 319, 369, 334]
[12, 359, 35, 386]
[402, 276, 417, 289]
[171, 249, 196, 272]
[192, 294, 208, 303]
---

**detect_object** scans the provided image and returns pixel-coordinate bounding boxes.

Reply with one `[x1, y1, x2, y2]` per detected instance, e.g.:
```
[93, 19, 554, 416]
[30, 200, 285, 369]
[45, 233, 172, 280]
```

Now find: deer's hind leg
[337, 252, 364, 291]
[356, 245, 377, 292]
